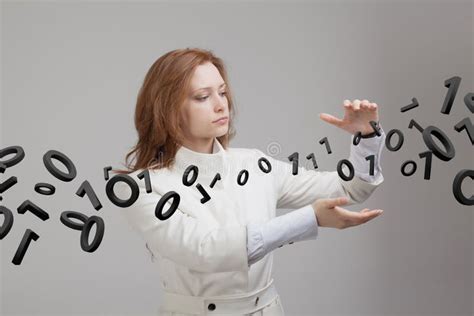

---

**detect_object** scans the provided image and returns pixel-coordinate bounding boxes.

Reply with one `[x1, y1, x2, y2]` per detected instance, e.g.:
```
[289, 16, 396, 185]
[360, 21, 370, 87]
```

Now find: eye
[196, 96, 208, 101]
[220, 91, 227, 97]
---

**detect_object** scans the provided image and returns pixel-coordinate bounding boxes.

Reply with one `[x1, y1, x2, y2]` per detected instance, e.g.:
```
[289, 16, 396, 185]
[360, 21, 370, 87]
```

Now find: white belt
[159, 278, 279, 315]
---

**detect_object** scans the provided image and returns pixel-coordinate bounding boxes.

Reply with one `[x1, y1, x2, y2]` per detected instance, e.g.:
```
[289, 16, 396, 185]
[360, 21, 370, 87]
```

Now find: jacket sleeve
[116, 180, 249, 274]
[257, 131, 385, 210]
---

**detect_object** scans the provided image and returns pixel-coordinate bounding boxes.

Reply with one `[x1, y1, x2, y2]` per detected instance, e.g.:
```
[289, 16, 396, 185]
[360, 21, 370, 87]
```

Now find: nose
[214, 92, 226, 112]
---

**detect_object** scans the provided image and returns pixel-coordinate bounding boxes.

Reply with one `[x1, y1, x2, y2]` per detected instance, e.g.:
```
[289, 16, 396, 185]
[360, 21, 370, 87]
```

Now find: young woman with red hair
[115, 47, 385, 316]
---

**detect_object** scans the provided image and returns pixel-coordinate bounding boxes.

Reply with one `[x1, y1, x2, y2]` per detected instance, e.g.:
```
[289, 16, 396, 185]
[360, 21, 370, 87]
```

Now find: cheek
[188, 106, 211, 130]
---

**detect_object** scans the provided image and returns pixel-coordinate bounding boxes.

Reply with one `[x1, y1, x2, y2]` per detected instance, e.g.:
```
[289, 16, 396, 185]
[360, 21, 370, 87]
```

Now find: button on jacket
[117, 134, 385, 311]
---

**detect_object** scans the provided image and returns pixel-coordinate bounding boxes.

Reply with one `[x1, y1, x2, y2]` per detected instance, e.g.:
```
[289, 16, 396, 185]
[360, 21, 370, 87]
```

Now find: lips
[213, 116, 228, 123]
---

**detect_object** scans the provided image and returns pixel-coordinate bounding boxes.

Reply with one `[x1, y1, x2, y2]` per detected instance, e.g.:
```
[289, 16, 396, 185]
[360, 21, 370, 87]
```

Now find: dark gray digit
[106, 174, 139, 208]
[452, 169, 473, 206]
[155, 191, 180, 221]
[43, 149, 77, 182]
[80, 215, 105, 253]
[182, 165, 198, 187]
[17, 200, 49, 221]
[337, 159, 354, 181]
[237, 169, 249, 186]
[258, 157, 272, 173]
[76, 180, 102, 211]
[12, 229, 39, 265]
[288, 152, 299, 175]
[0, 206, 14, 239]
[422, 125, 455, 161]
[401, 160, 417, 177]
[34, 182, 55, 195]
[385, 129, 404, 152]
[441, 76, 461, 115]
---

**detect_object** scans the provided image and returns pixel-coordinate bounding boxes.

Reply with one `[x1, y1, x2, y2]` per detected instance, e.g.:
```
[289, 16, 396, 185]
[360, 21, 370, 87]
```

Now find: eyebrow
[193, 82, 226, 93]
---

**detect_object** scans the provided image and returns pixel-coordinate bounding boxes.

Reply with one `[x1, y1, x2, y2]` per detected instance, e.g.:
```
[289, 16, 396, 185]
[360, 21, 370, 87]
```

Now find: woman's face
[180, 62, 229, 143]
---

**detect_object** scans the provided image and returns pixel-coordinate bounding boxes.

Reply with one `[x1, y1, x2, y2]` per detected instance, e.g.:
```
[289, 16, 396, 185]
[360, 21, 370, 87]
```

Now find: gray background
[1, 0, 473, 315]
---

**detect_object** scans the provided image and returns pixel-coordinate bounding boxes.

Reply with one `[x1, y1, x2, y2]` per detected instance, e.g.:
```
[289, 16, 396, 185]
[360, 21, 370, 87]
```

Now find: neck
[181, 137, 215, 154]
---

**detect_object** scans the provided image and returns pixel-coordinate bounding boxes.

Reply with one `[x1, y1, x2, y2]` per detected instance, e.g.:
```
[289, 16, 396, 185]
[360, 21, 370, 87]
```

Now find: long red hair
[113, 48, 237, 174]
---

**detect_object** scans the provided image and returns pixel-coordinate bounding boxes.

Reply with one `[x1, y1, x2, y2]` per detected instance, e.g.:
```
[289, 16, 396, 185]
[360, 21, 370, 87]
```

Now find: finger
[336, 207, 382, 225]
[325, 196, 349, 208]
[361, 100, 370, 110]
[368, 103, 376, 110]
[343, 99, 352, 108]
[360, 209, 384, 223]
[319, 113, 343, 127]
[352, 99, 361, 110]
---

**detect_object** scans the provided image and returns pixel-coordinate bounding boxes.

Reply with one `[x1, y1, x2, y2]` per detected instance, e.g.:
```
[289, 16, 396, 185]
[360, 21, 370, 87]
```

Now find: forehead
[190, 62, 224, 89]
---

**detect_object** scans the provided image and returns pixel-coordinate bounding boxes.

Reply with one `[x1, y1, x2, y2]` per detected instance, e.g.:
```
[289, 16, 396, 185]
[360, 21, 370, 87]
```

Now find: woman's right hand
[311, 196, 383, 229]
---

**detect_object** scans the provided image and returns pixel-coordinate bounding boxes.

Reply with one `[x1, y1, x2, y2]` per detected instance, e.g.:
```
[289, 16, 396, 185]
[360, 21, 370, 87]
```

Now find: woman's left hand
[319, 99, 380, 135]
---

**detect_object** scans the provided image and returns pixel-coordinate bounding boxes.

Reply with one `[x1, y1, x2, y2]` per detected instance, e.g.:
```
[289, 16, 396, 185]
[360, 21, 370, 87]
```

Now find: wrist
[360, 121, 382, 138]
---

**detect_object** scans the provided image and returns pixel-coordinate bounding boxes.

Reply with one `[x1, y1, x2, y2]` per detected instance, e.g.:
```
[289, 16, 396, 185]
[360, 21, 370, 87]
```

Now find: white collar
[173, 138, 228, 184]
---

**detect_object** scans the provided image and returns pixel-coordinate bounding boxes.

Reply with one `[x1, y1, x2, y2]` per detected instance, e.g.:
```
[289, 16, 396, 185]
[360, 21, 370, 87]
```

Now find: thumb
[319, 113, 343, 127]
[325, 196, 349, 208]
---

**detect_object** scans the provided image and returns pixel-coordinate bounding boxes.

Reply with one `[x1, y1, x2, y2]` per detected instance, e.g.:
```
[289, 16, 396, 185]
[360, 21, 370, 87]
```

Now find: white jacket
[117, 137, 384, 298]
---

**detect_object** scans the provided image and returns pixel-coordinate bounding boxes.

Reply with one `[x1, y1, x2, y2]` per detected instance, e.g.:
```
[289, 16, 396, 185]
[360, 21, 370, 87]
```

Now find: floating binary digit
[258, 157, 272, 173]
[452, 169, 474, 206]
[305, 153, 318, 170]
[43, 149, 77, 182]
[454, 117, 474, 145]
[288, 152, 299, 175]
[366, 155, 375, 176]
[60, 211, 89, 230]
[319, 137, 332, 154]
[408, 119, 456, 162]
[237, 169, 249, 186]
[106, 174, 139, 208]
[17, 200, 49, 221]
[418, 151, 434, 180]
[196, 184, 211, 204]
[422, 126, 456, 162]
[60, 210, 105, 252]
[401, 160, 417, 177]
[137, 169, 152, 193]
[0, 176, 18, 197]
[440, 76, 461, 115]
[464, 92, 474, 113]
[34, 182, 55, 195]
[12, 229, 39, 265]
[337, 159, 355, 181]
[182, 165, 211, 203]
[0, 145, 25, 167]
[0, 145, 25, 200]
[182, 165, 198, 186]
[76, 180, 102, 211]
[80, 216, 105, 252]
[0, 206, 14, 239]
[408, 119, 424, 132]
[385, 129, 404, 152]
[103, 166, 112, 180]
[353, 132, 363, 146]
[155, 191, 180, 221]
[400, 97, 419, 113]
[209, 173, 221, 188]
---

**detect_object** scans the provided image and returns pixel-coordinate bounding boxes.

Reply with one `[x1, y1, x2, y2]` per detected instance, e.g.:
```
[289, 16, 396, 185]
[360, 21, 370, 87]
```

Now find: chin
[214, 127, 229, 138]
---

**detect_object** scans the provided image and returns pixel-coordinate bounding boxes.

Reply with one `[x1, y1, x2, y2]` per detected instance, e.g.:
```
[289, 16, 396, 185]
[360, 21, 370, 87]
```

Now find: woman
[114, 47, 385, 316]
